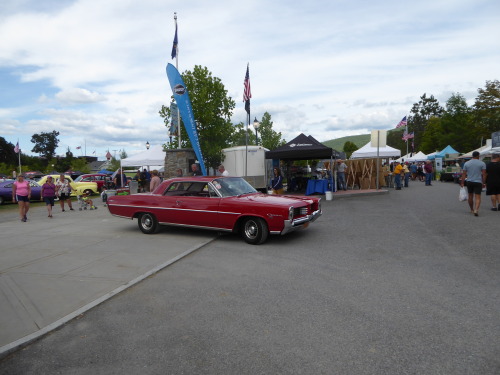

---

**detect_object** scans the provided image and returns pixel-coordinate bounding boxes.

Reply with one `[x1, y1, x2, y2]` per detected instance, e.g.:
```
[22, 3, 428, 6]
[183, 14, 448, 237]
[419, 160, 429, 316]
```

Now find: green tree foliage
[160, 65, 236, 170]
[31, 130, 60, 163]
[386, 129, 407, 154]
[473, 79, 500, 140]
[439, 93, 475, 153]
[419, 117, 443, 154]
[0, 137, 17, 165]
[408, 94, 443, 151]
[71, 158, 91, 174]
[255, 112, 285, 150]
[228, 122, 254, 147]
[342, 141, 358, 159]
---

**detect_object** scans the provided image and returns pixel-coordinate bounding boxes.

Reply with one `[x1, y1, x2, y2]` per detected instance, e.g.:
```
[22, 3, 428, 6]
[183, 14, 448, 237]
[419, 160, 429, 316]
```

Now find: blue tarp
[98, 169, 114, 175]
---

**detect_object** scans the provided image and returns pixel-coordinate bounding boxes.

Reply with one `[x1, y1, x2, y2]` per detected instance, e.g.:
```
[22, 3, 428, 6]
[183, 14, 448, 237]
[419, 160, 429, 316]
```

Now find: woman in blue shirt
[271, 167, 284, 195]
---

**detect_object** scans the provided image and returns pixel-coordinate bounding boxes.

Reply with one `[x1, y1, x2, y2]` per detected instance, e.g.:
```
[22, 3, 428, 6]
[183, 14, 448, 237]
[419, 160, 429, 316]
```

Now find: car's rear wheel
[84, 189, 93, 196]
[0, 196, 4, 205]
[138, 212, 159, 234]
[241, 217, 269, 245]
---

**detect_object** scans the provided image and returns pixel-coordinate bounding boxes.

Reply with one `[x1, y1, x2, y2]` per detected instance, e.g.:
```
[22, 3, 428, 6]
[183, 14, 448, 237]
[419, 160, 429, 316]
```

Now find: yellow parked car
[37, 175, 98, 196]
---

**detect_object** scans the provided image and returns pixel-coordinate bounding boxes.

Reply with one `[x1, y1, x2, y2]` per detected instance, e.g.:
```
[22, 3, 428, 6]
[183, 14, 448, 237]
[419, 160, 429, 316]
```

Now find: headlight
[288, 206, 294, 220]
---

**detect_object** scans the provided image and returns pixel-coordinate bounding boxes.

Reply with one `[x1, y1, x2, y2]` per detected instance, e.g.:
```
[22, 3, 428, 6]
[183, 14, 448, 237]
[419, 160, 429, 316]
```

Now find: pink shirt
[14, 180, 30, 196]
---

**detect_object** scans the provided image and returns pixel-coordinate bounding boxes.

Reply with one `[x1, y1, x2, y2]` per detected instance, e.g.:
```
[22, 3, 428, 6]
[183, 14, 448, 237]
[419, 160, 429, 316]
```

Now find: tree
[419, 117, 443, 154]
[342, 141, 358, 159]
[31, 130, 60, 162]
[439, 93, 475, 152]
[228, 122, 254, 147]
[0, 137, 17, 165]
[255, 112, 285, 150]
[160, 65, 236, 170]
[473, 80, 500, 140]
[408, 94, 443, 151]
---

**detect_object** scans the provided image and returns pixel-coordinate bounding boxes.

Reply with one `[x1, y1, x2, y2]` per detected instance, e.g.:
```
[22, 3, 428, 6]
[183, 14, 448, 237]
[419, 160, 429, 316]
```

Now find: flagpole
[405, 120, 409, 156]
[17, 139, 21, 175]
[173, 12, 181, 149]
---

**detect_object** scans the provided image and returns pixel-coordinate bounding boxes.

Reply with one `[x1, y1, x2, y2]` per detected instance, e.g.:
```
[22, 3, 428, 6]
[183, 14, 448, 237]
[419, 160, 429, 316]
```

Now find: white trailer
[221, 146, 271, 192]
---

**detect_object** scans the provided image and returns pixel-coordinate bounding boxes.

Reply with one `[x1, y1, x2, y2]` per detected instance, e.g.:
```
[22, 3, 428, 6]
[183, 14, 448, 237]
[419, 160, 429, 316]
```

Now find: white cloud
[0, 0, 498, 157]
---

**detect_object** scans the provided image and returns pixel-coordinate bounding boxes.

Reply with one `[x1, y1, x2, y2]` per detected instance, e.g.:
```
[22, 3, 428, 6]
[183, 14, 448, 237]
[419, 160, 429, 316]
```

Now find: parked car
[107, 176, 322, 245]
[74, 174, 109, 191]
[37, 175, 98, 196]
[0, 180, 42, 204]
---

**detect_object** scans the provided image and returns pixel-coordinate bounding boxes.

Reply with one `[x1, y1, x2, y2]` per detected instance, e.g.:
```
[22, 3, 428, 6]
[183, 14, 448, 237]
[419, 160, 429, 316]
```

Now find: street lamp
[146, 141, 150, 150]
[253, 117, 260, 145]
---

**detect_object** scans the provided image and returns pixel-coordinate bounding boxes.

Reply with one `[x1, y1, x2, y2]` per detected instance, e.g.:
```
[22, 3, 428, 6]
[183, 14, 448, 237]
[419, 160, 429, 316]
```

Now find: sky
[1, 0, 499, 160]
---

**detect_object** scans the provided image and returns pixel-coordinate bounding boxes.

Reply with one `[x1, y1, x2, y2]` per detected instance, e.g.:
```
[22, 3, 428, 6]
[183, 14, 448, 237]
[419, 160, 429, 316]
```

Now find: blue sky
[1, 0, 498, 160]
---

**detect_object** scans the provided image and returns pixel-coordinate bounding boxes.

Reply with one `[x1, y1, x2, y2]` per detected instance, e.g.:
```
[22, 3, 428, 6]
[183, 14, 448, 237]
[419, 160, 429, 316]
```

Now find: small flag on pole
[14, 142, 20, 153]
[396, 116, 407, 129]
[92, 150, 96, 155]
[402, 131, 414, 141]
[76, 146, 81, 150]
[243, 64, 251, 114]
[171, 23, 178, 59]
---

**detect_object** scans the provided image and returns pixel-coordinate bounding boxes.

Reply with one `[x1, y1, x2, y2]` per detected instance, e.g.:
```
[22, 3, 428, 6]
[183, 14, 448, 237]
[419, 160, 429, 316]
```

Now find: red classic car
[106, 176, 322, 244]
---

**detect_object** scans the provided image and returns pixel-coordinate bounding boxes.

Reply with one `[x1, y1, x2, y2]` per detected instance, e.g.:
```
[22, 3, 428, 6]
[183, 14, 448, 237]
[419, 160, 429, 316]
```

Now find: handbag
[458, 186, 468, 201]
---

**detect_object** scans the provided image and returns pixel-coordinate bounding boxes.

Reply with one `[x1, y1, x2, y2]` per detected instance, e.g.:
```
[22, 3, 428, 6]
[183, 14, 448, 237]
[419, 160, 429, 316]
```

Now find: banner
[166, 63, 206, 175]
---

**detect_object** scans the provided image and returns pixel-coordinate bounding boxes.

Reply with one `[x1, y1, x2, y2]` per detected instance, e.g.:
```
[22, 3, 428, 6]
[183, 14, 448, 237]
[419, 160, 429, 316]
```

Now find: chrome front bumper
[279, 209, 322, 235]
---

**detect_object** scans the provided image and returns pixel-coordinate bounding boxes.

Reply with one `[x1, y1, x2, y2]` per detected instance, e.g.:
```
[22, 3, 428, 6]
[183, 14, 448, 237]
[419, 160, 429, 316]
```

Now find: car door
[165, 181, 223, 229]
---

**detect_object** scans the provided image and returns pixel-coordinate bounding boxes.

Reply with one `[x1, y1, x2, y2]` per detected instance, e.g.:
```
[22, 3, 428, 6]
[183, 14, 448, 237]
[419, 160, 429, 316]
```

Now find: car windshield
[74, 176, 83, 182]
[212, 177, 257, 197]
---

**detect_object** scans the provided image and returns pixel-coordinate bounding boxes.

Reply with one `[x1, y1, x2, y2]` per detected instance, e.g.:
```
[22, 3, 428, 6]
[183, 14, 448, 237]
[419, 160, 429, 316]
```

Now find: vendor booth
[350, 142, 401, 159]
[120, 144, 166, 168]
[265, 133, 341, 195]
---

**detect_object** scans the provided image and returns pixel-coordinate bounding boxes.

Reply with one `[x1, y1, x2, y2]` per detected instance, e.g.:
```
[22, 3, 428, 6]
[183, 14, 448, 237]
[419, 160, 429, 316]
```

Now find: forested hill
[322, 134, 370, 151]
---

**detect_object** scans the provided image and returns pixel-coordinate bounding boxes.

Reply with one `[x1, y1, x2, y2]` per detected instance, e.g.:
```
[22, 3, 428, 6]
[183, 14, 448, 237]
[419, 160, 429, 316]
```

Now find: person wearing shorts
[12, 175, 31, 222]
[41, 175, 56, 217]
[485, 153, 500, 211]
[55, 174, 74, 212]
[461, 151, 486, 216]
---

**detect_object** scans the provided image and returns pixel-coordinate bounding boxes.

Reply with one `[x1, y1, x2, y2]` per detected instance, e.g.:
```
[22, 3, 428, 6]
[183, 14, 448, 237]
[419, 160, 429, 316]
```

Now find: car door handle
[175, 200, 182, 206]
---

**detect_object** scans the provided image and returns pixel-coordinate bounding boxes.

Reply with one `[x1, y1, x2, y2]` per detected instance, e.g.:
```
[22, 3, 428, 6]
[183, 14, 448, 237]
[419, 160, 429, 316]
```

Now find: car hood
[234, 193, 317, 207]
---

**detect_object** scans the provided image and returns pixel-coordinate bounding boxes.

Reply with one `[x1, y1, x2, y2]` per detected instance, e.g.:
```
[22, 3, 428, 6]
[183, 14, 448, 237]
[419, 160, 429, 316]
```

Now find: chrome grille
[293, 206, 309, 217]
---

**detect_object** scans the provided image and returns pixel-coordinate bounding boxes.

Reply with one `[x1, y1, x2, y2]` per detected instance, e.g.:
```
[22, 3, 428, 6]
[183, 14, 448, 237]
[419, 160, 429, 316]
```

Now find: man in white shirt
[218, 165, 229, 176]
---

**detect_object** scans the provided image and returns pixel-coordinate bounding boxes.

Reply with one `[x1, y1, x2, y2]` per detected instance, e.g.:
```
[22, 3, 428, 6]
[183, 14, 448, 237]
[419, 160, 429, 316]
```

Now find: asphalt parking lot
[1, 181, 499, 374]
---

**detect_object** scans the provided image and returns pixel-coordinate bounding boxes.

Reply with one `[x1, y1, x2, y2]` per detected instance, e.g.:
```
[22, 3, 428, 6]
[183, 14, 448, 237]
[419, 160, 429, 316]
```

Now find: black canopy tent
[265, 133, 341, 160]
[265, 133, 342, 193]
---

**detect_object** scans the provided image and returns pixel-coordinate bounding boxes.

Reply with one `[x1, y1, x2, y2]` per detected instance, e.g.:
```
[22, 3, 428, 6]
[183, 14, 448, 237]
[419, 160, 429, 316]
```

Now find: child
[82, 192, 97, 210]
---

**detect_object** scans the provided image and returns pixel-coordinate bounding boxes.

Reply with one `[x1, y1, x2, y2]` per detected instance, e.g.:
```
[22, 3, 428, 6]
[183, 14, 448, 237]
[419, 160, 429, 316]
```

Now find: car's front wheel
[241, 217, 269, 245]
[0, 196, 4, 205]
[138, 212, 160, 234]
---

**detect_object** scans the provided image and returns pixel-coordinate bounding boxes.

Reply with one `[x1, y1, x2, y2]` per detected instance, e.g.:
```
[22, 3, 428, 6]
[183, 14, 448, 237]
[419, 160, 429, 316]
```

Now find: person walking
[393, 161, 403, 190]
[424, 161, 433, 186]
[41, 175, 56, 218]
[55, 174, 74, 212]
[12, 175, 31, 222]
[460, 151, 486, 216]
[149, 170, 161, 192]
[271, 167, 284, 195]
[485, 153, 500, 211]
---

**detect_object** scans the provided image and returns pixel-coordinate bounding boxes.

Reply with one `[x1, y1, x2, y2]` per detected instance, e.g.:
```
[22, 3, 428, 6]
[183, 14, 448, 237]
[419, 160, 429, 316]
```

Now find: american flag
[171, 24, 178, 59]
[396, 116, 407, 129]
[243, 64, 251, 114]
[402, 130, 414, 141]
[14, 142, 20, 153]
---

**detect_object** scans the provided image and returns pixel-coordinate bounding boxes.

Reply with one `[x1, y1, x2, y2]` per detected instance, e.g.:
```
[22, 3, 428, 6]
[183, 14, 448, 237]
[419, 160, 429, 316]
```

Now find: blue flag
[166, 63, 206, 176]
[171, 24, 178, 59]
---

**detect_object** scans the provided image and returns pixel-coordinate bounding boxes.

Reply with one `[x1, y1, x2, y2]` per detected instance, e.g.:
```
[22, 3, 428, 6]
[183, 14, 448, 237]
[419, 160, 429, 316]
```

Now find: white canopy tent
[120, 145, 166, 168]
[461, 140, 494, 158]
[396, 152, 427, 163]
[350, 142, 401, 159]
